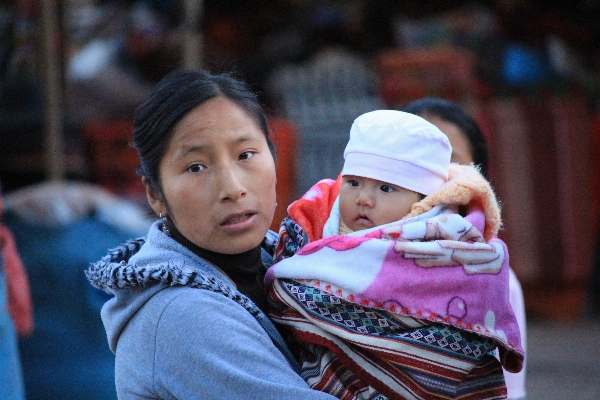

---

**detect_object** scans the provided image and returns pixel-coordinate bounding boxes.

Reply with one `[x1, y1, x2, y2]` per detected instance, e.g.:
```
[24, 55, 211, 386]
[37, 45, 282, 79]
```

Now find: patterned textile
[277, 217, 309, 261]
[270, 279, 507, 399]
[267, 166, 523, 399]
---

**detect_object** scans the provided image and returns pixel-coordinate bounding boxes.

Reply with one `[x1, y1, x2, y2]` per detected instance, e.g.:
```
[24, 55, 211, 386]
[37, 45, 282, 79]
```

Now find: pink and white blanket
[266, 166, 524, 399]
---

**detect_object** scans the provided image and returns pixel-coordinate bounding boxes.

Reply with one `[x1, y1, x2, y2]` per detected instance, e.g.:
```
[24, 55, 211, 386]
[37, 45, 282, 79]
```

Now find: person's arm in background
[0, 187, 33, 337]
[0, 224, 33, 337]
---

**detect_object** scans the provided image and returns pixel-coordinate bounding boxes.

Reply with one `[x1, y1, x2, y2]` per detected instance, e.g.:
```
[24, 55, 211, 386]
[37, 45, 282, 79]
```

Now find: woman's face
[147, 96, 277, 254]
[424, 115, 474, 165]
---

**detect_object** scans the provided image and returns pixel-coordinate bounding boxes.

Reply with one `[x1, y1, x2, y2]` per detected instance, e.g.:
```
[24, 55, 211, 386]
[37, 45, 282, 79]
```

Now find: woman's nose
[218, 167, 247, 202]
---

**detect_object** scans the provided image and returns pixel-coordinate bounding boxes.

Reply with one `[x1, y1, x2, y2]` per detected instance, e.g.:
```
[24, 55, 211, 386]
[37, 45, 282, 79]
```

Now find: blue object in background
[502, 43, 552, 87]
[0, 258, 26, 400]
[4, 212, 139, 400]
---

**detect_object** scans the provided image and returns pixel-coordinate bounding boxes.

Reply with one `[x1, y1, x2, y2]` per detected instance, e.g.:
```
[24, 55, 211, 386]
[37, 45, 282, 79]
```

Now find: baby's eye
[239, 151, 256, 160]
[187, 164, 206, 173]
[380, 185, 395, 193]
[348, 179, 359, 187]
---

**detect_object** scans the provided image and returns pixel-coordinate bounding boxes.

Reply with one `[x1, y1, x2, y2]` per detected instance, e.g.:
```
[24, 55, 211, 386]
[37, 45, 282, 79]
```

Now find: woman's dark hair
[402, 97, 489, 178]
[133, 69, 275, 194]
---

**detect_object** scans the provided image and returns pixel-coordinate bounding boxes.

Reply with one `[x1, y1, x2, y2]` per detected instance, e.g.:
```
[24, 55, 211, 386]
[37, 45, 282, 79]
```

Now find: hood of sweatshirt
[86, 221, 277, 352]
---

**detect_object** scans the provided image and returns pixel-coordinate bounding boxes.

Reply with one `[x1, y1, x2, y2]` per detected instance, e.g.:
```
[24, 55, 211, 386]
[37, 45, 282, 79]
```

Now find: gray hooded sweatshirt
[87, 221, 335, 400]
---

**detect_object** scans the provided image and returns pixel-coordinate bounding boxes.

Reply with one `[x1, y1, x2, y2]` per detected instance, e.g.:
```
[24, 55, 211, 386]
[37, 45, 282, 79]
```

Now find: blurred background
[0, 0, 599, 399]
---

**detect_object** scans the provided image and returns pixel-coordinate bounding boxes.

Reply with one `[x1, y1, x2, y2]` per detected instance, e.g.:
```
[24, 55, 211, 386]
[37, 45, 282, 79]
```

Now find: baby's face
[339, 175, 422, 232]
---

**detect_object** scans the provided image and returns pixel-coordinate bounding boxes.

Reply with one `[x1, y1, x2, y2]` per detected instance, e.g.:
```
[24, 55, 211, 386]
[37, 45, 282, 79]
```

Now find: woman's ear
[142, 176, 165, 217]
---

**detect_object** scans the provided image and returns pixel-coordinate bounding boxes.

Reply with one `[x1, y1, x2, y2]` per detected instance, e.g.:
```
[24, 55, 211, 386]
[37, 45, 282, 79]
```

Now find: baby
[327, 109, 451, 236]
[266, 110, 523, 400]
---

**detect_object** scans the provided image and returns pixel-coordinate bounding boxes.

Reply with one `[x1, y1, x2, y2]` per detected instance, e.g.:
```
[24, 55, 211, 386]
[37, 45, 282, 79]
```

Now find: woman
[87, 70, 336, 399]
[403, 97, 527, 400]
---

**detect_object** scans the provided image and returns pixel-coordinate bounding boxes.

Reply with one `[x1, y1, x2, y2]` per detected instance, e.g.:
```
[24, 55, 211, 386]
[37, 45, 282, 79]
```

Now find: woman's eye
[380, 185, 395, 193]
[187, 164, 206, 173]
[239, 151, 256, 160]
[348, 180, 359, 187]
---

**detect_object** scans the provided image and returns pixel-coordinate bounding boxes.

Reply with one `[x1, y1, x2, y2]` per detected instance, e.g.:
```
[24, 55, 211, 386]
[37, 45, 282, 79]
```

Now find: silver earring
[160, 213, 170, 236]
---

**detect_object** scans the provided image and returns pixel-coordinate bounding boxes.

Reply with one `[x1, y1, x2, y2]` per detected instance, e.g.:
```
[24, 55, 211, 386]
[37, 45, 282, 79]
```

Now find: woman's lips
[220, 211, 257, 233]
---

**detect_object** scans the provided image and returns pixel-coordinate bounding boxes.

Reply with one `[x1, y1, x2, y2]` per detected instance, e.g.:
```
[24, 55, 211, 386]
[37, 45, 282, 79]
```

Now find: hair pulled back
[133, 70, 274, 195]
[402, 97, 489, 178]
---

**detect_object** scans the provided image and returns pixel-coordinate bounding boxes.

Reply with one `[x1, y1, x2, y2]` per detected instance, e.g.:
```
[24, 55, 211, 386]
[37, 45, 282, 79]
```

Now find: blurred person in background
[66, 1, 181, 126]
[403, 97, 527, 400]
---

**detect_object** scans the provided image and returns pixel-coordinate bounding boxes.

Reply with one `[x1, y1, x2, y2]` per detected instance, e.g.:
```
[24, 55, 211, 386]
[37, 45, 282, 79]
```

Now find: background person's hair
[402, 97, 489, 179]
[133, 69, 275, 195]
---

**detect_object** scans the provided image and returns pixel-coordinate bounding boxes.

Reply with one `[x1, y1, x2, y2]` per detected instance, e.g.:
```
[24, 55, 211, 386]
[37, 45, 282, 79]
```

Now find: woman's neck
[163, 218, 268, 311]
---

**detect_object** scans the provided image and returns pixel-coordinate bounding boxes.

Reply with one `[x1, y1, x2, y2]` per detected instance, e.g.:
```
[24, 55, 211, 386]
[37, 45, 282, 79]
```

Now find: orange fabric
[287, 175, 342, 242]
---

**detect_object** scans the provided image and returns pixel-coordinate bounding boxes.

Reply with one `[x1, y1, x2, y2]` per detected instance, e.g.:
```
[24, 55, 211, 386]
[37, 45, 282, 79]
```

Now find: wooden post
[40, 0, 65, 181]
[182, 0, 203, 70]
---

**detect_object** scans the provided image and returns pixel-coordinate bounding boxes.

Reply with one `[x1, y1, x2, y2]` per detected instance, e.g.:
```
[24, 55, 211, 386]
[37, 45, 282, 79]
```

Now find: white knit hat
[342, 110, 451, 195]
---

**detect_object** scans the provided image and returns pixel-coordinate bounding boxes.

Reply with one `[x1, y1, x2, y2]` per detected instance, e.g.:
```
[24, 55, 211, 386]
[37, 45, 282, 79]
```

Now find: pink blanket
[266, 169, 524, 398]
[266, 203, 523, 372]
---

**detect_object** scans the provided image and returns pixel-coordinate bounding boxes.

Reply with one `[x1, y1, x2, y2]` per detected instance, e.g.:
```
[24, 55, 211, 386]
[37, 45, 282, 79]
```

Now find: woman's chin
[212, 224, 270, 254]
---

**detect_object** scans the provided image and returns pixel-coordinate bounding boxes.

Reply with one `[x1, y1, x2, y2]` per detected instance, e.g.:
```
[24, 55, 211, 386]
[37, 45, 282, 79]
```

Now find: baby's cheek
[338, 196, 353, 225]
[339, 210, 352, 227]
[379, 203, 408, 225]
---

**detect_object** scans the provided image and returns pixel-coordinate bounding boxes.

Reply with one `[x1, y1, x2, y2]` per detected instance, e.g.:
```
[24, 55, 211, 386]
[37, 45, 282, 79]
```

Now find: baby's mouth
[354, 215, 374, 228]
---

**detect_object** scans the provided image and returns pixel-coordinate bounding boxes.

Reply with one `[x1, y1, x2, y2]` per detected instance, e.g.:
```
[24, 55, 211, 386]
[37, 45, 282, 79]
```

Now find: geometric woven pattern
[400, 325, 494, 358]
[273, 278, 507, 399]
[285, 281, 496, 358]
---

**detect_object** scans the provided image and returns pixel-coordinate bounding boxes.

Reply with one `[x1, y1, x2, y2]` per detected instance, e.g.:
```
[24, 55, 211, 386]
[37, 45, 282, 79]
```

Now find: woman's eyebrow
[176, 135, 261, 158]
[234, 135, 261, 145]
[177, 144, 207, 158]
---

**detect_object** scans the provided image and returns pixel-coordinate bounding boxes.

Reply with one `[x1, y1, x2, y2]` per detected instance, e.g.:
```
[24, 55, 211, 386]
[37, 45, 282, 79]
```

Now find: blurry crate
[269, 117, 298, 232]
[482, 89, 597, 321]
[375, 48, 478, 109]
[82, 119, 145, 202]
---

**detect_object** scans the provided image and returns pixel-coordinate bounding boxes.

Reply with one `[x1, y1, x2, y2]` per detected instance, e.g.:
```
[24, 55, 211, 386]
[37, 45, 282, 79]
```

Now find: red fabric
[287, 175, 342, 242]
[592, 115, 600, 236]
[0, 193, 34, 337]
[0, 225, 34, 336]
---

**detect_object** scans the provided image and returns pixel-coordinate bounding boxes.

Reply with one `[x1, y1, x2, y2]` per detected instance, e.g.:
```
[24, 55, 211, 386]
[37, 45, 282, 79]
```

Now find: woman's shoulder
[116, 284, 336, 400]
[113, 285, 270, 399]
[112, 285, 267, 358]
[152, 286, 263, 330]
[132, 288, 281, 374]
